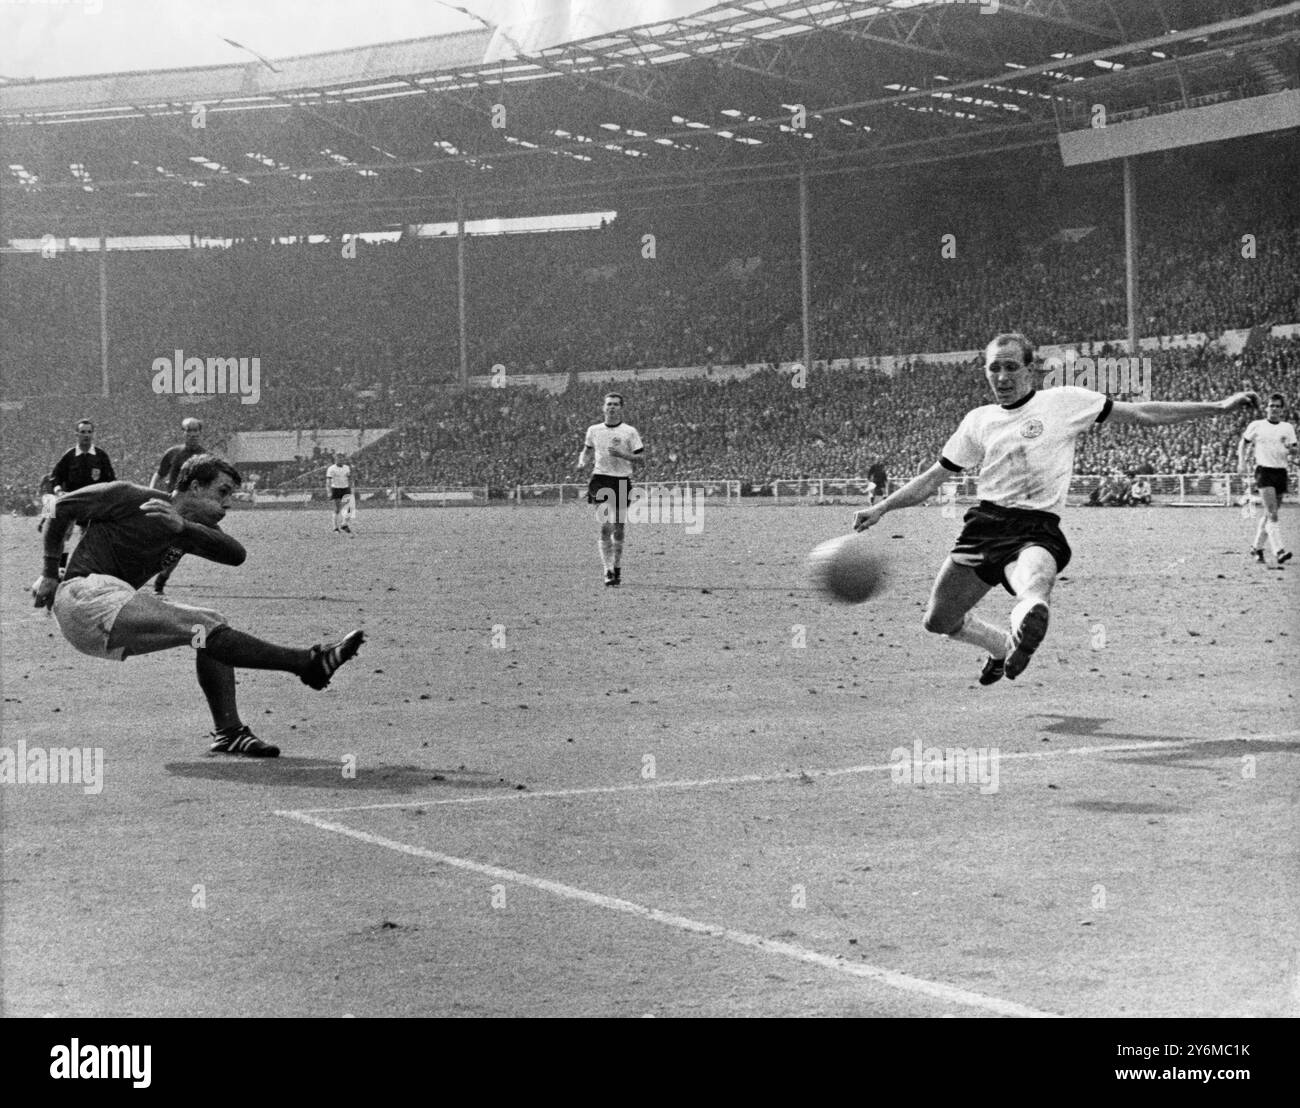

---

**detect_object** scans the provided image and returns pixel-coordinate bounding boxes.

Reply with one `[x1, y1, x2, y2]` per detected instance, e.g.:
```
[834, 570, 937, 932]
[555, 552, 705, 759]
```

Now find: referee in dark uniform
[50, 419, 116, 576]
[52, 419, 116, 494]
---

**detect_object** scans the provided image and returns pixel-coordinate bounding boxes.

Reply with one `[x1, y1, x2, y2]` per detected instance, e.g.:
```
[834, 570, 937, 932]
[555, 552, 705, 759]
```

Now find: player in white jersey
[1238, 393, 1296, 566]
[854, 333, 1259, 684]
[326, 453, 356, 534]
[576, 393, 644, 587]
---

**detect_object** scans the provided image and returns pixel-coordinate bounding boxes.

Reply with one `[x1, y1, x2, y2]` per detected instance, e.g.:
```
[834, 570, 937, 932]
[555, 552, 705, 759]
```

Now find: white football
[808, 534, 889, 603]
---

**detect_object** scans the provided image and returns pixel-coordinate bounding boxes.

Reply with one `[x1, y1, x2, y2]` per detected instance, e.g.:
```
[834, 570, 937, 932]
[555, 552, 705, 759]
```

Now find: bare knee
[923, 609, 962, 635]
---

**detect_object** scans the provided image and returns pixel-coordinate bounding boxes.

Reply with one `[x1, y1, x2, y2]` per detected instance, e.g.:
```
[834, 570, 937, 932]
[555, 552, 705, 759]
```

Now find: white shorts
[53, 574, 227, 661]
[53, 574, 134, 661]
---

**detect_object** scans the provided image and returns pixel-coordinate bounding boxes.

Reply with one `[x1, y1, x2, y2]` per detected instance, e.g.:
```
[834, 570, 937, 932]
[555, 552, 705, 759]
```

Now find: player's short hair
[181, 417, 203, 431]
[1268, 393, 1285, 406]
[75, 418, 94, 432]
[604, 393, 624, 405]
[985, 332, 1035, 368]
[176, 453, 241, 492]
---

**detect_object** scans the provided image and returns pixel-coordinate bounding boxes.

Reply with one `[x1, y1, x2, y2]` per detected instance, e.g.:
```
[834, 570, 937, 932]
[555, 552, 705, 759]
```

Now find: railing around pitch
[236, 475, 1283, 510]
[241, 485, 489, 508]
[511, 481, 741, 505]
[765, 474, 1272, 507]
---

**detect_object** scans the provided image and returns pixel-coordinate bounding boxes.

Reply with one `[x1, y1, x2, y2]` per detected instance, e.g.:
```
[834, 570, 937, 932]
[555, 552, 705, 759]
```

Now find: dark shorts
[587, 475, 632, 524]
[950, 501, 1072, 595]
[331, 487, 351, 501]
[1255, 467, 1289, 494]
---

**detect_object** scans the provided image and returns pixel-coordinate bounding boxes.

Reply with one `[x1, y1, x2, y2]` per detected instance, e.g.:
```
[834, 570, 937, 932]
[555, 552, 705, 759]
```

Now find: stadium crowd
[3, 136, 1296, 506]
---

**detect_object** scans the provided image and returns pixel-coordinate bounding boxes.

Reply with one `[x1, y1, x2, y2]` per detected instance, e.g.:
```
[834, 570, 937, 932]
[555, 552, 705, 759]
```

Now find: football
[808, 533, 889, 603]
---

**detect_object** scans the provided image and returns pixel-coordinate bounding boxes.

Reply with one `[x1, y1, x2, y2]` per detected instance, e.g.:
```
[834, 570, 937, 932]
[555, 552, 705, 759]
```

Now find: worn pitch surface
[2, 504, 1296, 1017]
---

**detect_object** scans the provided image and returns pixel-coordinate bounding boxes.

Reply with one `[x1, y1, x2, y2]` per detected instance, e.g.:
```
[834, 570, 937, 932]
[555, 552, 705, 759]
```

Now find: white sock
[1265, 520, 1284, 555]
[947, 613, 1008, 657]
[599, 537, 612, 571]
[1253, 517, 1268, 549]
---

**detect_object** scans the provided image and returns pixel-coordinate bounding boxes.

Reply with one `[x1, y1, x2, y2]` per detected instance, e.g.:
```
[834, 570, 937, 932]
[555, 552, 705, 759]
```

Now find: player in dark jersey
[866, 456, 888, 505]
[149, 417, 206, 595]
[33, 454, 365, 758]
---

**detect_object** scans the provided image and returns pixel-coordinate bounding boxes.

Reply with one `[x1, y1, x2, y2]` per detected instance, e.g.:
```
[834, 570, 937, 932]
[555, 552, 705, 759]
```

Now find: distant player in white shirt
[576, 393, 644, 587]
[325, 453, 356, 534]
[1239, 393, 1296, 566]
[854, 333, 1259, 684]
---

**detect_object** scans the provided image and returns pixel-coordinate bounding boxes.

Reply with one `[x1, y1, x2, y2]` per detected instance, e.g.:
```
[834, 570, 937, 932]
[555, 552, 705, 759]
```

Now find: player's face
[985, 348, 1032, 406]
[603, 397, 622, 424]
[76, 425, 93, 449]
[179, 475, 237, 525]
[1266, 399, 1284, 422]
[184, 427, 202, 446]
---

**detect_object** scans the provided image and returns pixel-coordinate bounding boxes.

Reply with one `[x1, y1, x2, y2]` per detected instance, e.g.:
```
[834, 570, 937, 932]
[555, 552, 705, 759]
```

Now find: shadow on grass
[164, 758, 525, 792]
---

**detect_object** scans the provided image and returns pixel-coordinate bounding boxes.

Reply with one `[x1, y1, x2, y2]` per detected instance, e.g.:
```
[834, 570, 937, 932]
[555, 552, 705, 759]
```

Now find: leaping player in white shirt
[576, 393, 644, 587]
[853, 332, 1259, 685]
[1239, 392, 1297, 566]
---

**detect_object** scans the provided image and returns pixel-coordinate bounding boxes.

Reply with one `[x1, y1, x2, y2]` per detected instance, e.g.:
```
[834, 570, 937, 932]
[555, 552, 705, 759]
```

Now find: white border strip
[282, 731, 1300, 815]
[278, 809, 1061, 1018]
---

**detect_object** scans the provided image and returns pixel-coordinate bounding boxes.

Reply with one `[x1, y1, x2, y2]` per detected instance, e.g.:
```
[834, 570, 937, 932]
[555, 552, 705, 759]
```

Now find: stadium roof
[3, 0, 1298, 237]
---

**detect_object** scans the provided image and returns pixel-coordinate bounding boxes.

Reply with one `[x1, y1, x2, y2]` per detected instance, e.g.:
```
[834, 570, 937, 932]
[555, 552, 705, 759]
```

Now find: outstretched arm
[1107, 391, 1258, 428]
[854, 461, 951, 532]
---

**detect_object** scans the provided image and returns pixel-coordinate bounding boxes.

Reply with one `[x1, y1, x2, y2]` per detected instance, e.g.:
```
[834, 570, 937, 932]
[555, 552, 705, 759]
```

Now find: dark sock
[203, 626, 309, 675]
[195, 651, 242, 732]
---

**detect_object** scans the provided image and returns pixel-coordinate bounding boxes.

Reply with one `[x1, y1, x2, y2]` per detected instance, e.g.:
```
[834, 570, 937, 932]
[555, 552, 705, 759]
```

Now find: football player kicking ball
[1238, 393, 1296, 566]
[853, 333, 1259, 685]
[576, 393, 644, 587]
[33, 454, 365, 757]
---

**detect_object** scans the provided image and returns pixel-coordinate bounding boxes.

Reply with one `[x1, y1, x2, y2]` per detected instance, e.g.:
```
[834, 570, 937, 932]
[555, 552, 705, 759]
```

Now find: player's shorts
[949, 501, 1072, 595]
[331, 486, 351, 501]
[1255, 466, 1289, 494]
[54, 574, 227, 661]
[587, 475, 632, 523]
[53, 574, 137, 661]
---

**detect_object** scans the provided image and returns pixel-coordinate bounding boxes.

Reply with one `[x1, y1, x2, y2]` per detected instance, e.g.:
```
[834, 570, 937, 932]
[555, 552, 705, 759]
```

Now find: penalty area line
[284, 730, 1300, 815]
[276, 808, 1060, 1019]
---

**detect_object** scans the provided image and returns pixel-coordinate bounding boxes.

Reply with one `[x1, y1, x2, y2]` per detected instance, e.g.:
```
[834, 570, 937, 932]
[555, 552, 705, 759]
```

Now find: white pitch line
[285, 730, 1300, 814]
[277, 808, 1060, 1019]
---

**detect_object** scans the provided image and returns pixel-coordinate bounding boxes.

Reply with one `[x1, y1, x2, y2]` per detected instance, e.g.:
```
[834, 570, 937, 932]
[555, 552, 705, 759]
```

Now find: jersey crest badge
[1020, 419, 1044, 439]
